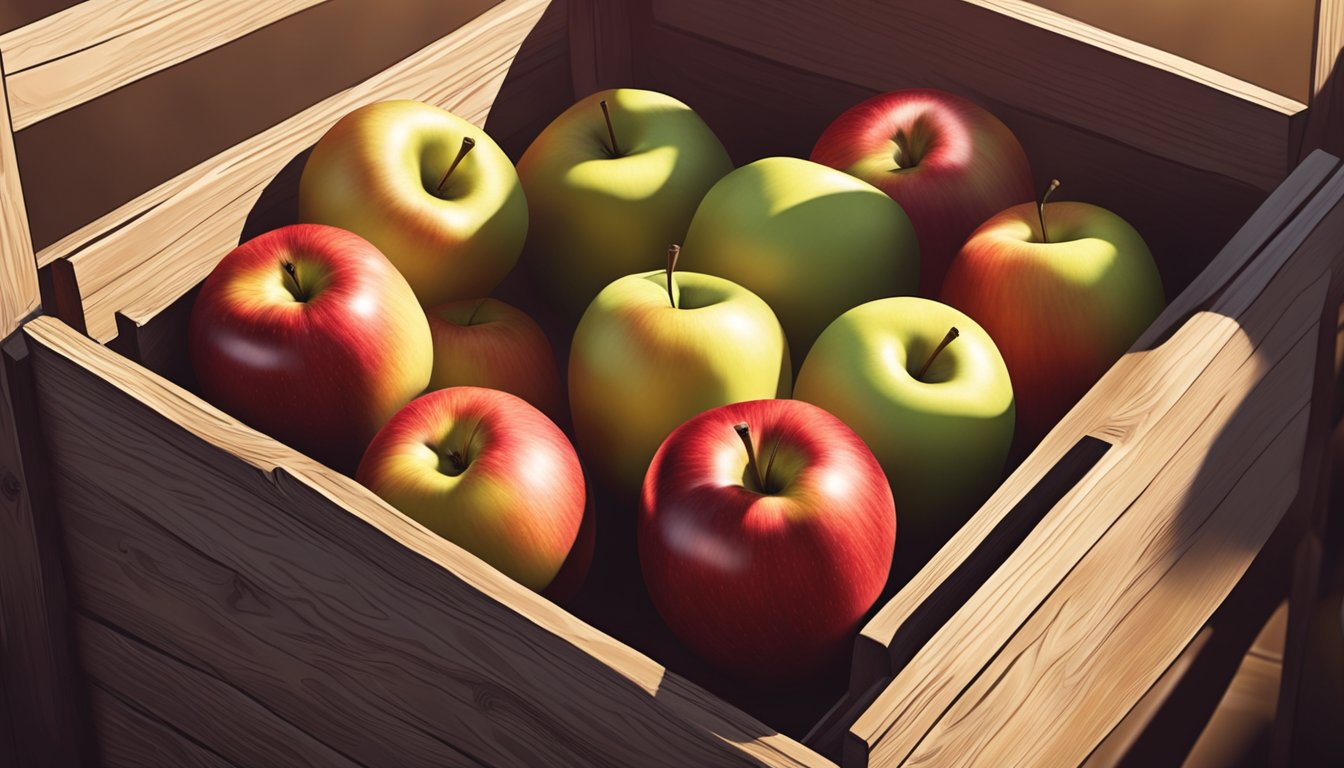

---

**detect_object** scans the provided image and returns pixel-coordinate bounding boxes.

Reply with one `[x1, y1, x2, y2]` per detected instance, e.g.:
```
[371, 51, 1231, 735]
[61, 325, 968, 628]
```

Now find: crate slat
[40, 0, 562, 343]
[0, 56, 39, 338]
[76, 612, 362, 768]
[23, 314, 830, 767]
[0, 0, 334, 131]
[651, 0, 1304, 192]
[848, 157, 1344, 767]
[88, 685, 237, 768]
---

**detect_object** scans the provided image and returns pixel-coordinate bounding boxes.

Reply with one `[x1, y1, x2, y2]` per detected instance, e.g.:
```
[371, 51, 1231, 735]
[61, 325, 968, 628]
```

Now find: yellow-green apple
[941, 182, 1164, 442]
[426, 298, 563, 424]
[189, 224, 431, 473]
[794, 297, 1014, 556]
[811, 89, 1033, 296]
[517, 89, 732, 317]
[299, 100, 527, 308]
[356, 386, 587, 592]
[569, 247, 790, 495]
[639, 399, 895, 682]
[680, 157, 919, 363]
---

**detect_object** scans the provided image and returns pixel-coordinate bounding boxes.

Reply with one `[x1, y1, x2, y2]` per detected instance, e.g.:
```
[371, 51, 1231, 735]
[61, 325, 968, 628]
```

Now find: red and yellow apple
[188, 223, 431, 473]
[356, 386, 587, 592]
[426, 298, 564, 424]
[811, 89, 1034, 296]
[299, 100, 528, 307]
[639, 399, 896, 682]
[941, 188, 1164, 441]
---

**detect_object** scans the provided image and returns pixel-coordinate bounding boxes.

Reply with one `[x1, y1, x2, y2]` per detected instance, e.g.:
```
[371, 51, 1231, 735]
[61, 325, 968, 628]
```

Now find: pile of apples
[188, 88, 1165, 683]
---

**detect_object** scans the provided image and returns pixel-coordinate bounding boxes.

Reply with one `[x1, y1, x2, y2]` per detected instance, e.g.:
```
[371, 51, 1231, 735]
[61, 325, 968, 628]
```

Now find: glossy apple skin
[426, 298, 564, 424]
[356, 387, 586, 592]
[569, 270, 790, 496]
[299, 100, 528, 308]
[941, 201, 1164, 441]
[811, 89, 1034, 296]
[681, 157, 919, 364]
[189, 224, 431, 473]
[795, 297, 1014, 554]
[518, 88, 733, 318]
[639, 399, 895, 682]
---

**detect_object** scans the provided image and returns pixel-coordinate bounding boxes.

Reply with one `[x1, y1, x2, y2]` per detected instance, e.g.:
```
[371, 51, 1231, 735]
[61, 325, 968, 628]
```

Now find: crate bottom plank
[23, 315, 830, 767]
[89, 684, 236, 768]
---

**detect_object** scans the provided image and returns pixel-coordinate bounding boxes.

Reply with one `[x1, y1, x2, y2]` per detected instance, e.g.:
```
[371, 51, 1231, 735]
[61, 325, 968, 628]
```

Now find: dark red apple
[638, 399, 896, 683]
[811, 88, 1034, 295]
[189, 224, 431, 473]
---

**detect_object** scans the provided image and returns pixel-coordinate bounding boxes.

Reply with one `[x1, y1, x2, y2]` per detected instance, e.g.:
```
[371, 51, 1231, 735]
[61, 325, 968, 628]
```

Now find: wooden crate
[1, 1, 1343, 766]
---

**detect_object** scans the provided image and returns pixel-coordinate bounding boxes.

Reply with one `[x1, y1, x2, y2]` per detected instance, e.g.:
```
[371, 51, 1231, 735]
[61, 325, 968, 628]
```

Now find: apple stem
[734, 422, 766, 492]
[436, 136, 477, 193]
[465, 297, 488, 326]
[916, 327, 960, 381]
[445, 448, 466, 471]
[282, 261, 307, 301]
[666, 244, 681, 309]
[600, 99, 621, 157]
[1037, 178, 1061, 244]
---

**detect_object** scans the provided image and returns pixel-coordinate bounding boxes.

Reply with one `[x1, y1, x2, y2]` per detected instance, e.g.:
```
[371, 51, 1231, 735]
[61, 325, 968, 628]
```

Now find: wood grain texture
[854, 151, 1339, 690]
[44, 0, 564, 343]
[1299, 0, 1344, 161]
[77, 613, 362, 768]
[23, 315, 829, 768]
[0, 55, 39, 338]
[651, 0, 1304, 191]
[851, 159, 1344, 767]
[89, 684, 237, 768]
[0, 0, 333, 130]
[568, 0, 635, 98]
[0, 334, 91, 767]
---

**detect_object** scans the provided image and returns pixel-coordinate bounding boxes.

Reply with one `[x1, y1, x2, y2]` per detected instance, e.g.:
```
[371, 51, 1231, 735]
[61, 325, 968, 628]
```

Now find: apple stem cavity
[444, 448, 467, 473]
[666, 244, 681, 309]
[465, 297, 488, 326]
[916, 327, 960, 381]
[282, 261, 307, 302]
[436, 136, 477, 193]
[734, 422, 766, 492]
[1037, 178, 1061, 244]
[600, 99, 621, 157]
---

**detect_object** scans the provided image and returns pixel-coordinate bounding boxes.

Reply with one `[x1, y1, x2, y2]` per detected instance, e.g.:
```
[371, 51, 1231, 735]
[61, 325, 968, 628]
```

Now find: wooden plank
[23, 314, 829, 768]
[853, 151, 1339, 692]
[849, 162, 1344, 767]
[76, 612, 362, 768]
[46, 0, 562, 343]
[568, 0, 635, 98]
[1299, 0, 1344, 161]
[0, 0, 334, 131]
[0, 333, 91, 767]
[0, 54, 39, 338]
[89, 684, 237, 768]
[650, 0, 1305, 191]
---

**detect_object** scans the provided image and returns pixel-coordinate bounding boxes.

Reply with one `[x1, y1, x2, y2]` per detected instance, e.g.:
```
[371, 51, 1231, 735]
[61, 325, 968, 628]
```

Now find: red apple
[189, 224, 432, 473]
[638, 399, 895, 682]
[426, 298, 564, 424]
[811, 88, 1034, 295]
[356, 387, 587, 592]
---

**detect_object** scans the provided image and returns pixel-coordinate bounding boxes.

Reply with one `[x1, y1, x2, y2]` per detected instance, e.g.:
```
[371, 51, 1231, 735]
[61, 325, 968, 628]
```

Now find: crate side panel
[24, 316, 827, 768]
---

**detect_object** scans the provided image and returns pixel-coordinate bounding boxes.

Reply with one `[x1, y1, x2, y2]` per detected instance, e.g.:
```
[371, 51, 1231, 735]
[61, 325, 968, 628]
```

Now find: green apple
[569, 249, 790, 494]
[794, 296, 1014, 554]
[941, 182, 1164, 441]
[681, 157, 920, 364]
[299, 100, 528, 308]
[517, 89, 733, 318]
